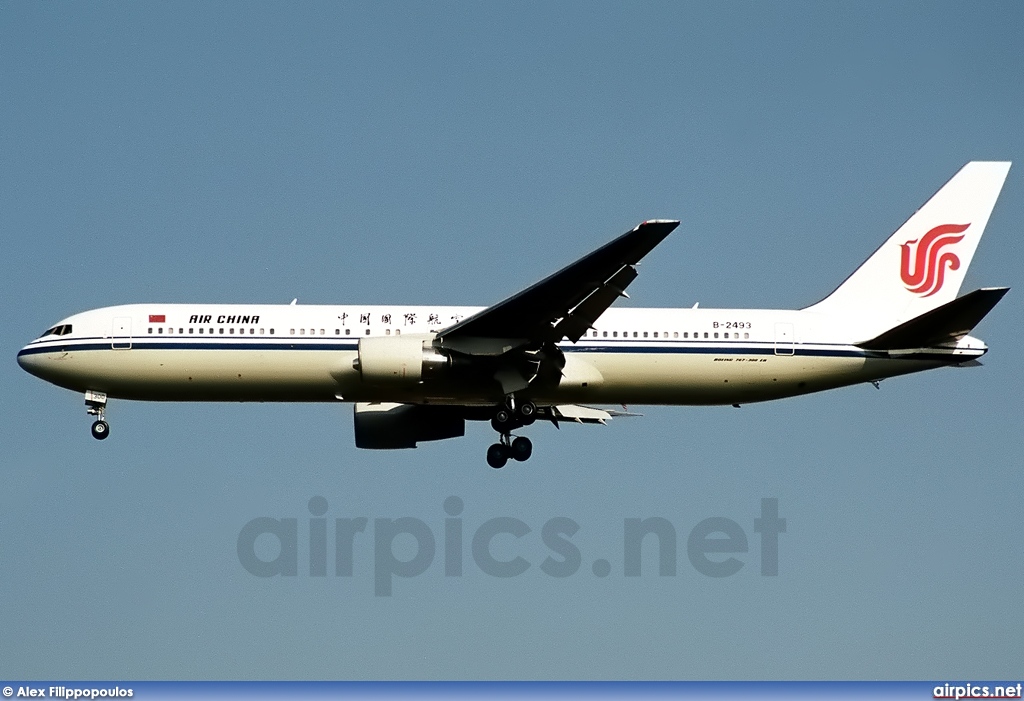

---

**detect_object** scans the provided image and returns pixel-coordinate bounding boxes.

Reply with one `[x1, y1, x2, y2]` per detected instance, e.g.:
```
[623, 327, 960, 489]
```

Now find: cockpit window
[39, 325, 73, 338]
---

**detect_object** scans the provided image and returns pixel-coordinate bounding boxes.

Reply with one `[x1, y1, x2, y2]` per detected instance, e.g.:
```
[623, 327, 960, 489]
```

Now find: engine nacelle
[353, 402, 465, 449]
[354, 334, 450, 383]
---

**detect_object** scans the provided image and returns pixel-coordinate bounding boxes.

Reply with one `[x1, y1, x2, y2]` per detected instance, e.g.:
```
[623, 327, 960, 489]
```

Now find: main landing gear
[486, 398, 536, 469]
[85, 390, 109, 440]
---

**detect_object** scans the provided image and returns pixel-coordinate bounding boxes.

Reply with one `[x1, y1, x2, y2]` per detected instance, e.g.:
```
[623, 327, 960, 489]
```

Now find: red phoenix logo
[900, 223, 970, 297]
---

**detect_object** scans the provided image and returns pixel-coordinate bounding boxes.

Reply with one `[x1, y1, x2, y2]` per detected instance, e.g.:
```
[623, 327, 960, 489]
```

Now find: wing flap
[554, 264, 638, 342]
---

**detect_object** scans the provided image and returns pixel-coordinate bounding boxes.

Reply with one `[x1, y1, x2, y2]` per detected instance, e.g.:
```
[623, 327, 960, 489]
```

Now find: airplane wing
[438, 220, 679, 352]
[549, 404, 643, 425]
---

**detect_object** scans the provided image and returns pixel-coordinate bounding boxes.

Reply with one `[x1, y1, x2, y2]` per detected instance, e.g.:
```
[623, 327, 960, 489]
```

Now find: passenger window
[653, 332, 658, 338]
[148, 328, 153, 334]
[219, 328, 224, 334]
[683, 332, 688, 338]
[643, 332, 648, 338]
[385, 329, 391, 335]
[250, 328, 254, 335]
[704, 332, 709, 338]
[335, 329, 340, 335]
[229, 328, 234, 334]
[179, 328, 183, 334]
[602, 331, 608, 337]
[300, 329, 305, 335]
[259, 328, 264, 335]
[199, 328, 204, 334]
[270, 329, 275, 335]
[158, 328, 164, 334]
[320, 329, 325, 335]
[673, 332, 678, 338]
[613, 331, 618, 338]
[714, 332, 718, 338]
[744, 332, 749, 339]
[345, 329, 351, 336]
[189, 328, 194, 334]
[365, 329, 371, 335]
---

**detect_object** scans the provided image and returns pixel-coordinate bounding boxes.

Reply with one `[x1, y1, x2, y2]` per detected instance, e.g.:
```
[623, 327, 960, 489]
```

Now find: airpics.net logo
[236, 496, 786, 596]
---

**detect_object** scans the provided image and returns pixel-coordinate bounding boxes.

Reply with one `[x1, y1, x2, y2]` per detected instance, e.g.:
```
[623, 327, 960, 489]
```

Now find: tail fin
[805, 162, 1011, 338]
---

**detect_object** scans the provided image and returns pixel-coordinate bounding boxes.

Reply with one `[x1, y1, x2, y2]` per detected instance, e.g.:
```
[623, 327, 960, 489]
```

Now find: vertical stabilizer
[804, 162, 1010, 337]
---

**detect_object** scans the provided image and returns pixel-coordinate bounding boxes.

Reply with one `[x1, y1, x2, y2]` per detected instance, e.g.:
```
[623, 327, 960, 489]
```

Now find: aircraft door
[774, 322, 794, 356]
[112, 316, 132, 350]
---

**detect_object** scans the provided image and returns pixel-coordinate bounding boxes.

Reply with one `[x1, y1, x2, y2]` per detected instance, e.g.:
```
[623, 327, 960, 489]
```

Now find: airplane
[18, 161, 1011, 468]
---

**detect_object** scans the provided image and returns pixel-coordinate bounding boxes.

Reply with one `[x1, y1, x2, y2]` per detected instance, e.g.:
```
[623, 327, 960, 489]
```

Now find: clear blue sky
[1, 1, 1022, 679]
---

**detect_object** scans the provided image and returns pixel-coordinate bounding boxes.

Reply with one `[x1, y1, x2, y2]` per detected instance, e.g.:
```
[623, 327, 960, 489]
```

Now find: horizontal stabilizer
[857, 287, 1009, 350]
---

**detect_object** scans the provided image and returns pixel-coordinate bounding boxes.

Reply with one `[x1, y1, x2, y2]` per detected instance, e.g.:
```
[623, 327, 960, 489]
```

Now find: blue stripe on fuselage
[15, 337, 963, 362]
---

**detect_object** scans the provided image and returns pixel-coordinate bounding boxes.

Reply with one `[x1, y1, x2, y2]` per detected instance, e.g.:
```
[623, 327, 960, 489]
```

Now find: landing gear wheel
[516, 401, 537, 425]
[510, 436, 533, 462]
[486, 443, 509, 469]
[492, 406, 519, 433]
[91, 420, 110, 440]
[85, 391, 109, 440]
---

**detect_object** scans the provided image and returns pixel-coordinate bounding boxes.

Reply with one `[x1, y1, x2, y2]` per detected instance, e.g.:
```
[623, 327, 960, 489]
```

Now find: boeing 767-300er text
[18, 162, 1011, 468]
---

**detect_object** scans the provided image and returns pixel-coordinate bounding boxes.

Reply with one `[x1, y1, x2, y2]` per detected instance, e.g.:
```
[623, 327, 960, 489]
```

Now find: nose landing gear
[85, 390, 109, 440]
[486, 397, 536, 468]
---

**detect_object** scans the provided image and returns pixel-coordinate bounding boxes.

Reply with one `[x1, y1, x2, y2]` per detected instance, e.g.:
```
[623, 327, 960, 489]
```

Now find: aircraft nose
[17, 346, 45, 378]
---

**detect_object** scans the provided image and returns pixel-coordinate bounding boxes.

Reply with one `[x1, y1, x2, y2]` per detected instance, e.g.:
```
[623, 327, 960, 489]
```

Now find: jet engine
[353, 402, 465, 449]
[353, 334, 451, 383]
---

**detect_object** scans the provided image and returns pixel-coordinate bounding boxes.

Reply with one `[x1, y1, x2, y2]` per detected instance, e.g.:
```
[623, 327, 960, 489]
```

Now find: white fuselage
[16, 303, 987, 407]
